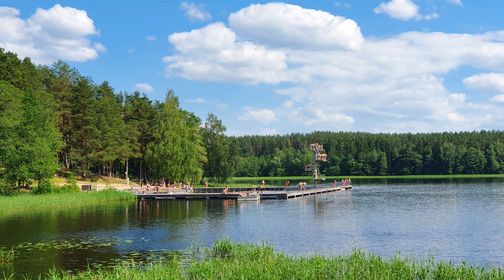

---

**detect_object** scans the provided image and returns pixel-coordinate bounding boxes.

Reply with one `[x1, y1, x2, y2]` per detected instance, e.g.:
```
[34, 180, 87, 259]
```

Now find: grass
[21, 240, 504, 280]
[230, 174, 504, 182]
[0, 248, 14, 266]
[0, 189, 135, 217]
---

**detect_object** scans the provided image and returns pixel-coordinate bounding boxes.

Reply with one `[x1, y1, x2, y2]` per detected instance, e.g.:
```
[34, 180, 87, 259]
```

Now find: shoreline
[230, 174, 504, 182]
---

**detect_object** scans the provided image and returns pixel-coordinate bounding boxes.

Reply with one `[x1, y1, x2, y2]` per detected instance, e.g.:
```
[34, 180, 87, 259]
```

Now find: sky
[1, 0, 504, 135]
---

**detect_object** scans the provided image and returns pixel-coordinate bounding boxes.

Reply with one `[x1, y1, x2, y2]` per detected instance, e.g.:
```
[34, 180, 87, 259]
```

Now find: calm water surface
[2, 181, 504, 277]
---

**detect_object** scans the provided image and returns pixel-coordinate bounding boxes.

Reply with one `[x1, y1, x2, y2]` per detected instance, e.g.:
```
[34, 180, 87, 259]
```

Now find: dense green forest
[233, 131, 504, 177]
[0, 49, 236, 194]
[1, 49, 504, 195]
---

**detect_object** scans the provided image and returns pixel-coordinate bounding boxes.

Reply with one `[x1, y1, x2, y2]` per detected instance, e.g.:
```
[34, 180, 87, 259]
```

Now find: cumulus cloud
[0, 4, 104, 64]
[463, 73, 504, 93]
[133, 83, 155, 93]
[374, 0, 438, 21]
[180, 2, 212, 22]
[229, 3, 363, 50]
[238, 108, 277, 124]
[164, 2, 504, 132]
[164, 22, 288, 84]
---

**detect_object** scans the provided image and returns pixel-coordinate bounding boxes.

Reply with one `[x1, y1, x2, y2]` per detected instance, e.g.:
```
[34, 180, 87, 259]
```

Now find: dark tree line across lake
[233, 131, 504, 177]
[1, 49, 504, 194]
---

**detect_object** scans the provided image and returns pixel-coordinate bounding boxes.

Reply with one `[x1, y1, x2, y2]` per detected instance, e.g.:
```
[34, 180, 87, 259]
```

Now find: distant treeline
[232, 131, 504, 177]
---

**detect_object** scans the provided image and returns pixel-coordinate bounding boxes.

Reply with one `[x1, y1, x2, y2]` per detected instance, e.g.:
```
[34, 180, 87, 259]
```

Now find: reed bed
[27, 240, 504, 280]
[0, 190, 135, 217]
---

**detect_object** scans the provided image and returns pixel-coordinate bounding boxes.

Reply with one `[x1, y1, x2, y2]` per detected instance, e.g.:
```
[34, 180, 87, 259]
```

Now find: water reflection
[3, 182, 504, 277]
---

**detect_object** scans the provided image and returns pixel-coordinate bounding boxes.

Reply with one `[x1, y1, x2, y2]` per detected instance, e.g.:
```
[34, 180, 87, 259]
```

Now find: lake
[2, 180, 504, 277]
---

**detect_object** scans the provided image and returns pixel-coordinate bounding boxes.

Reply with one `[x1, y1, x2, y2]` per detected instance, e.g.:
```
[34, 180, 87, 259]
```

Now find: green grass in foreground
[231, 174, 504, 182]
[27, 239, 504, 279]
[0, 248, 14, 266]
[0, 190, 135, 217]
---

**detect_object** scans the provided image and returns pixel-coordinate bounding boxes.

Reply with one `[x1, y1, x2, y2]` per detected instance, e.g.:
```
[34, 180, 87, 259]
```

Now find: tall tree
[202, 113, 239, 182]
[124, 92, 156, 184]
[147, 90, 206, 183]
[0, 81, 61, 192]
[70, 78, 99, 177]
[94, 82, 128, 177]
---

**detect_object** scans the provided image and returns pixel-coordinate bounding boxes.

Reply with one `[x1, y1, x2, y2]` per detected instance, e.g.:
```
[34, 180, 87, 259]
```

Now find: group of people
[332, 178, 352, 187]
[134, 180, 194, 194]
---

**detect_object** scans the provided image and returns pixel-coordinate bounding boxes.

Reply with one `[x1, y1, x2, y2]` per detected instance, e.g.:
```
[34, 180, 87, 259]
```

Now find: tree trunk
[125, 157, 129, 186]
[139, 159, 143, 187]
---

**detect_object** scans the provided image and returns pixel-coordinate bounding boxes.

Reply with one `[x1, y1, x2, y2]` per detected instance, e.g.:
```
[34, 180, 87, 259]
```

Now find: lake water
[2, 180, 504, 277]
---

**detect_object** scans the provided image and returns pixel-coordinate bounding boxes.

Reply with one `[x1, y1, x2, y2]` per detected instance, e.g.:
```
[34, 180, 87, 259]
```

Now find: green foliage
[0, 179, 15, 196]
[202, 113, 239, 182]
[233, 131, 504, 177]
[22, 240, 504, 280]
[147, 91, 207, 182]
[0, 80, 61, 191]
[57, 173, 80, 193]
[33, 178, 53, 194]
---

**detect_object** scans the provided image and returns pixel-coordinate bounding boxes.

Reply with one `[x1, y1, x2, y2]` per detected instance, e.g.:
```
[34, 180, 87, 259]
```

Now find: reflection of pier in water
[135, 184, 352, 200]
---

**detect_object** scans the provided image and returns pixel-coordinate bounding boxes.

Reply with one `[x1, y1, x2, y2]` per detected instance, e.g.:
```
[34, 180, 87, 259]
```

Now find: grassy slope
[36, 240, 504, 280]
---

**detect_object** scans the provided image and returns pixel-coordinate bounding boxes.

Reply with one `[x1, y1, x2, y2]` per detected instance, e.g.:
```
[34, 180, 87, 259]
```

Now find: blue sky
[1, 0, 504, 135]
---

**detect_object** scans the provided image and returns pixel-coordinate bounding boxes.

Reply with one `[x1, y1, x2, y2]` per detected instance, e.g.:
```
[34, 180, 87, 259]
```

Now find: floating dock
[135, 184, 352, 200]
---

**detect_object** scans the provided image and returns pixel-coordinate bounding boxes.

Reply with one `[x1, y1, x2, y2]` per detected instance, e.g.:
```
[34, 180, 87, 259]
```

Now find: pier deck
[135, 184, 351, 200]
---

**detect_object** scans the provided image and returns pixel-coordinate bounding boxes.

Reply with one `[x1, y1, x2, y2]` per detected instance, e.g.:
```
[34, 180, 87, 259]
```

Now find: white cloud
[229, 3, 363, 50]
[491, 95, 504, 103]
[374, 0, 420, 20]
[164, 22, 288, 84]
[0, 4, 104, 64]
[180, 2, 212, 22]
[147, 35, 156, 41]
[164, 3, 504, 132]
[374, 0, 437, 21]
[463, 73, 504, 93]
[448, 93, 466, 104]
[447, 0, 463, 7]
[238, 108, 277, 124]
[133, 83, 155, 93]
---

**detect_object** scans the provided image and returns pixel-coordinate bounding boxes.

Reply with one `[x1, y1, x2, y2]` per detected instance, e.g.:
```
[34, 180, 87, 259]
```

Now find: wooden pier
[135, 184, 352, 200]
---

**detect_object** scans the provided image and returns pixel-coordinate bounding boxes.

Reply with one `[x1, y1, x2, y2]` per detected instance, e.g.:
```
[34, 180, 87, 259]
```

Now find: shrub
[33, 178, 53, 194]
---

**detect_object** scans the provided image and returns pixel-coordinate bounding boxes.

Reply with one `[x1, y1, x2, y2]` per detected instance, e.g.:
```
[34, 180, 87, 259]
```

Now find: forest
[1, 48, 504, 195]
